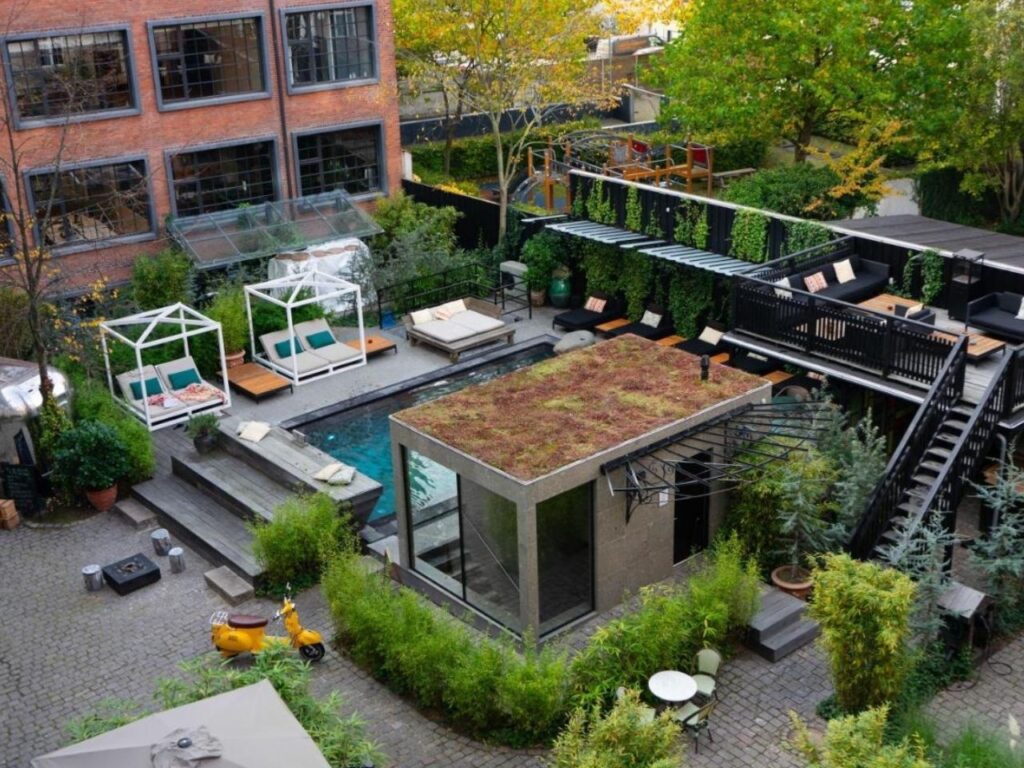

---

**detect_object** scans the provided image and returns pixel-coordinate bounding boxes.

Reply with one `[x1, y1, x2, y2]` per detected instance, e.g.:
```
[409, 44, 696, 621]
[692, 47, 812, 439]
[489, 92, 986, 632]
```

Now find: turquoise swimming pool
[299, 344, 555, 522]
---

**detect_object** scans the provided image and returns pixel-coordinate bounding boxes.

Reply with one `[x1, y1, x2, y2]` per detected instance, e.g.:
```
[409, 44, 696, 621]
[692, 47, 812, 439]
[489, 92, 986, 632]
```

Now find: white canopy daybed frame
[244, 269, 367, 385]
[100, 303, 231, 431]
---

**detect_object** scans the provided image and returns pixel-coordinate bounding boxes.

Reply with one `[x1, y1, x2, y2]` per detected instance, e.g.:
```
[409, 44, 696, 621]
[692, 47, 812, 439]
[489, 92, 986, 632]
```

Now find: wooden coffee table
[344, 335, 398, 358]
[226, 362, 292, 401]
[857, 293, 923, 315]
[963, 333, 1006, 361]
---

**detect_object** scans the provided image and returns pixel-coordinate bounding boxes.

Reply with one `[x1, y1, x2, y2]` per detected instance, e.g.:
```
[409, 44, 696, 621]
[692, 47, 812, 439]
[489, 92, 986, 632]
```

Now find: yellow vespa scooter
[210, 588, 325, 662]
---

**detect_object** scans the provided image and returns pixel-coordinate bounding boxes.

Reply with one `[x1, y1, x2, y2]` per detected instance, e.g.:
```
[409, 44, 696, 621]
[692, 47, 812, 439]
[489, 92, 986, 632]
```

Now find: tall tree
[655, 0, 913, 162]
[396, 0, 608, 241]
[905, 0, 1024, 225]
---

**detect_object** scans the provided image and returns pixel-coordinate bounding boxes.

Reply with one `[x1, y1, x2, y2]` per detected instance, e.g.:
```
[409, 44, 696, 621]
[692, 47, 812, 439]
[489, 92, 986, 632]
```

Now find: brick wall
[0, 0, 400, 291]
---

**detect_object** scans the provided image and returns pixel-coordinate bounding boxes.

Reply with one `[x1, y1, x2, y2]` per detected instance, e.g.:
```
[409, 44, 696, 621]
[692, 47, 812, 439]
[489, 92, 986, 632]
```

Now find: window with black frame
[6, 31, 135, 121]
[30, 160, 151, 247]
[152, 17, 265, 104]
[170, 141, 276, 216]
[296, 126, 381, 197]
[285, 6, 375, 87]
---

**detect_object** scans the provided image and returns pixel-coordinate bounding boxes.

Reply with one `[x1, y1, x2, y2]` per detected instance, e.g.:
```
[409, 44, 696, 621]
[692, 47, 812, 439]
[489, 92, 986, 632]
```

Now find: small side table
[595, 317, 631, 335]
[648, 670, 698, 705]
[345, 335, 398, 359]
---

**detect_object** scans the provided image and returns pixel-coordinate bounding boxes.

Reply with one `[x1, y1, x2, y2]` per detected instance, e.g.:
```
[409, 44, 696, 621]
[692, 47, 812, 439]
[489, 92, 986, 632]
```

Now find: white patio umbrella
[31, 680, 330, 768]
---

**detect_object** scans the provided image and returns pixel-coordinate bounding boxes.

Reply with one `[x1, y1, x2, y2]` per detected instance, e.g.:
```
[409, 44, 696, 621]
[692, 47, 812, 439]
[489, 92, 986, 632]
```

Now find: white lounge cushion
[310, 343, 362, 364]
[327, 465, 356, 485]
[433, 300, 467, 321]
[238, 421, 271, 443]
[698, 326, 724, 346]
[640, 310, 662, 328]
[313, 462, 344, 481]
[448, 310, 504, 334]
[414, 319, 477, 343]
[1017, 297, 1024, 320]
[116, 366, 162, 403]
[833, 258, 856, 284]
[410, 309, 434, 325]
[774, 277, 793, 299]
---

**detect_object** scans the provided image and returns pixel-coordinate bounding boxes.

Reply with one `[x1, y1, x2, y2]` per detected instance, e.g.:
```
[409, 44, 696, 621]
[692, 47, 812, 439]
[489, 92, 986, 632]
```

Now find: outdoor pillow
[305, 330, 335, 349]
[129, 377, 163, 400]
[833, 259, 856, 284]
[313, 462, 344, 481]
[908, 303, 924, 316]
[410, 308, 433, 325]
[774, 277, 793, 299]
[640, 310, 662, 328]
[698, 326, 724, 346]
[238, 421, 271, 443]
[167, 368, 201, 390]
[1016, 297, 1024, 320]
[274, 336, 304, 359]
[584, 296, 607, 313]
[328, 465, 357, 486]
[803, 272, 828, 293]
[434, 300, 467, 321]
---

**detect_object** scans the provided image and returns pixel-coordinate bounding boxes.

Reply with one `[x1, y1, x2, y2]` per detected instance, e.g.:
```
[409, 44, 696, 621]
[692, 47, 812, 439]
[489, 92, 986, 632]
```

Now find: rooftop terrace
[393, 334, 763, 481]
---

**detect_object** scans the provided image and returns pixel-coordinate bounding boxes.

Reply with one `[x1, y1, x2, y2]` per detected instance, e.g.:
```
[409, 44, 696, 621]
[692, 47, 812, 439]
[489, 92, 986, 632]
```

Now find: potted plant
[770, 453, 836, 599]
[51, 420, 130, 512]
[521, 232, 561, 307]
[185, 413, 220, 455]
[206, 286, 249, 368]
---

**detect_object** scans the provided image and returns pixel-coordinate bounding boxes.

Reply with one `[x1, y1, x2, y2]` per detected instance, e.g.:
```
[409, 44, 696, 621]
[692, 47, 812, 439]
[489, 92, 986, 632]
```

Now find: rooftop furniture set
[402, 297, 515, 361]
[631, 648, 722, 753]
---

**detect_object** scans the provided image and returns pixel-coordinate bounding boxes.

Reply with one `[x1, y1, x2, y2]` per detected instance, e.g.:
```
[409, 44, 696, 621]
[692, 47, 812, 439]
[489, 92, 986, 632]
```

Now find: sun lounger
[404, 297, 514, 362]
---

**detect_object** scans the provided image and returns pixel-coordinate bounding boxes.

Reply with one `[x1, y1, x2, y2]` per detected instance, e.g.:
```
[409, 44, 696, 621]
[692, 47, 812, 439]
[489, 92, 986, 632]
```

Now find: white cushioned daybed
[404, 297, 514, 361]
[116, 356, 224, 428]
[258, 318, 363, 382]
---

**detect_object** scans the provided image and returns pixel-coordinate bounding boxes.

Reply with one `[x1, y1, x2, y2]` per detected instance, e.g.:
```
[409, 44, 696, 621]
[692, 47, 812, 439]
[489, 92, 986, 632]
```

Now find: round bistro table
[647, 670, 698, 704]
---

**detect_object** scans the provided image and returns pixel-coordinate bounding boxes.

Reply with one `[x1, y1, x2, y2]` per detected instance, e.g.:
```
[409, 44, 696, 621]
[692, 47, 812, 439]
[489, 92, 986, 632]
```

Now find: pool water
[300, 345, 554, 522]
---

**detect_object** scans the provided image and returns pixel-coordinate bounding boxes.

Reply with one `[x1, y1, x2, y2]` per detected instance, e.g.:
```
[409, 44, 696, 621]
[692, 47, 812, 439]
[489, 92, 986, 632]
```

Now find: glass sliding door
[537, 483, 593, 635]
[405, 447, 460, 594]
[459, 477, 521, 632]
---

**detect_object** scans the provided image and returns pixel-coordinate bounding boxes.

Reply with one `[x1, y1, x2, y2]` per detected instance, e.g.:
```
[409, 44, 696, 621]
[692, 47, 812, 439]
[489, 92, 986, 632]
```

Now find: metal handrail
[459, 509, 521, 597]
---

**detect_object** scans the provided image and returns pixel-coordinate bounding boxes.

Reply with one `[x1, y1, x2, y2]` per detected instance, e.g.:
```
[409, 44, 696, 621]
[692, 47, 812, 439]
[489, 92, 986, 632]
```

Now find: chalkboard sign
[1, 462, 43, 518]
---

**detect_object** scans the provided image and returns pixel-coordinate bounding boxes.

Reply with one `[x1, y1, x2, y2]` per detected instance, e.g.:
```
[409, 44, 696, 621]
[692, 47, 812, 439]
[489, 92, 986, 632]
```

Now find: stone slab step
[132, 475, 261, 584]
[751, 617, 821, 663]
[746, 587, 806, 644]
[172, 450, 295, 524]
[113, 498, 157, 530]
[204, 566, 255, 605]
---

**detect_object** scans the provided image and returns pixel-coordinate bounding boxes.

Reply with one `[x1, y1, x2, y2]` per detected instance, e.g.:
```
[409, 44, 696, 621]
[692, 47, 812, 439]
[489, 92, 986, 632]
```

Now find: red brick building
[0, 0, 401, 290]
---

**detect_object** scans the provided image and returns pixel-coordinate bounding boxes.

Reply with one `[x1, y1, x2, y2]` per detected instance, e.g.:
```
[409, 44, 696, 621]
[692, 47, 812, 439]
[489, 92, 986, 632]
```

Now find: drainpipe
[267, 0, 295, 199]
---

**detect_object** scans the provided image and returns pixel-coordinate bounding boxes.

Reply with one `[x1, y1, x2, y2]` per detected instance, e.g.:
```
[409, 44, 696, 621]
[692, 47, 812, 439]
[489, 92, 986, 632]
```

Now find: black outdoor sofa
[552, 292, 625, 332]
[966, 292, 1024, 342]
[604, 305, 673, 340]
[778, 255, 889, 304]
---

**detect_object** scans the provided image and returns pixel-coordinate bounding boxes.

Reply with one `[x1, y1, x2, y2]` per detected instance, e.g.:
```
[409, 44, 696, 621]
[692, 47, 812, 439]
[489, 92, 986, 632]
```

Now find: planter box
[102, 553, 161, 596]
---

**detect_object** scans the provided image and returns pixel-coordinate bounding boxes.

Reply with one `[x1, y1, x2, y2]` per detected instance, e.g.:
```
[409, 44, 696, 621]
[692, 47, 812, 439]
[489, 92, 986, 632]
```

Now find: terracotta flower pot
[85, 486, 118, 512]
[225, 350, 246, 368]
[529, 289, 547, 307]
[771, 564, 813, 600]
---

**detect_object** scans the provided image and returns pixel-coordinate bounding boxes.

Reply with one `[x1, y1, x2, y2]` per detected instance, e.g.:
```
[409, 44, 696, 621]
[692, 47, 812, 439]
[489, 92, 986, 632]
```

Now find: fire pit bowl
[102, 553, 161, 595]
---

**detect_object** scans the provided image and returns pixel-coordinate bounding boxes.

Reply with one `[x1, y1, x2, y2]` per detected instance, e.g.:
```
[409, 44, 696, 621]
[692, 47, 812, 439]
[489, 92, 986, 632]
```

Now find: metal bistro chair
[692, 648, 722, 702]
[674, 697, 718, 753]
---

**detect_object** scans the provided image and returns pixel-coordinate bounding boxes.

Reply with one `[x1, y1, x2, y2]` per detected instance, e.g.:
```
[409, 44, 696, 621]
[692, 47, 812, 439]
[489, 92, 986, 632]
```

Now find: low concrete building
[389, 335, 770, 638]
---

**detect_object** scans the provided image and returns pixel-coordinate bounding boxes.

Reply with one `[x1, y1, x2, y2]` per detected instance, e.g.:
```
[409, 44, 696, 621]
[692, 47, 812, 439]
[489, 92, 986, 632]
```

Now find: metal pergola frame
[244, 268, 367, 385]
[100, 303, 231, 431]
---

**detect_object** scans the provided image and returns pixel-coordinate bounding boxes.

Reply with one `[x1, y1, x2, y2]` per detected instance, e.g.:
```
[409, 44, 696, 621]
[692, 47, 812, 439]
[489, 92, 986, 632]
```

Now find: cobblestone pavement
[1, 512, 836, 768]
[928, 633, 1024, 746]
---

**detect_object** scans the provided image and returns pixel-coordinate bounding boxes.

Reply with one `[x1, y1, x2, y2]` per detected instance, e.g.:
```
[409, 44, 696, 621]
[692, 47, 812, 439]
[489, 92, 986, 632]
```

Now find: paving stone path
[2, 512, 835, 768]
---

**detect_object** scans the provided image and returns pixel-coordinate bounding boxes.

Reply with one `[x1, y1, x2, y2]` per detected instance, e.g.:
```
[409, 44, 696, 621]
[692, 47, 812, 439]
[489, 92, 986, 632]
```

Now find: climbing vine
[668, 269, 714, 338]
[621, 251, 654, 320]
[571, 183, 586, 218]
[730, 210, 769, 262]
[899, 250, 945, 305]
[784, 221, 832, 255]
[586, 179, 614, 225]
[625, 186, 642, 232]
[694, 208, 710, 250]
[580, 242, 620, 294]
[674, 201, 709, 249]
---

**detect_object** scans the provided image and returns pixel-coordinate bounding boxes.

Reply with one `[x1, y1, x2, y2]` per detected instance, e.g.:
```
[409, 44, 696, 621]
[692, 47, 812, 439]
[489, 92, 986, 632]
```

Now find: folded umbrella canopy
[32, 680, 330, 768]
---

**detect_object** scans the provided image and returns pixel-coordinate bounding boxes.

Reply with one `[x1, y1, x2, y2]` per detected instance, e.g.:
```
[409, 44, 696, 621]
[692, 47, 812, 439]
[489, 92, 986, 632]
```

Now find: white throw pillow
[312, 461, 344, 481]
[833, 259, 856, 284]
[698, 326, 724, 346]
[447, 299, 467, 314]
[238, 421, 271, 443]
[774, 277, 792, 299]
[327, 465, 356, 486]
[640, 310, 662, 328]
[410, 309, 433, 325]
[1016, 298, 1024, 320]
[434, 299, 467, 321]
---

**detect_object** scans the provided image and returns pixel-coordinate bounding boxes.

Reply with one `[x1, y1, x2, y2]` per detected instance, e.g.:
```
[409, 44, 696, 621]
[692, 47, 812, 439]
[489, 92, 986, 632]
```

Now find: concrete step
[113, 498, 157, 530]
[751, 617, 821, 663]
[204, 566, 255, 605]
[132, 475, 262, 584]
[172, 450, 295, 524]
[746, 587, 806, 644]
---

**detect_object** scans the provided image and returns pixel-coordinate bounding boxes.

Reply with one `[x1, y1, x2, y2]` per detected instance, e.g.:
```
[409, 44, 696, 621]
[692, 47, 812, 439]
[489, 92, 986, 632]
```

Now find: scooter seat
[227, 613, 269, 629]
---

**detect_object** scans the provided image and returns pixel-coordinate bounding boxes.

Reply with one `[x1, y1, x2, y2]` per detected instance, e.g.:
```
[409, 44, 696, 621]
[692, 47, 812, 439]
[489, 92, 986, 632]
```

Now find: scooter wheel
[299, 642, 325, 662]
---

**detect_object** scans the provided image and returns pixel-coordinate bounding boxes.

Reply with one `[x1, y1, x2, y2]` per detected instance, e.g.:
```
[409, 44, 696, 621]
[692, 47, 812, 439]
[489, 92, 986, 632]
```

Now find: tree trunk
[997, 146, 1024, 225]
[26, 299, 52, 403]
[793, 117, 815, 164]
[492, 121, 508, 243]
[441, 89, 454, 178]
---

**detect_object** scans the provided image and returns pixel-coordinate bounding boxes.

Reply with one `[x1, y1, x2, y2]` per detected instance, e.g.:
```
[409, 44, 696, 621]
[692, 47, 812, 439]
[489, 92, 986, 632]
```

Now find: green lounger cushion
[305, 330, 335, 350]
[129, 377, 163, 400]
[167, 368, 201, 390]
[274, 336, 305, 358]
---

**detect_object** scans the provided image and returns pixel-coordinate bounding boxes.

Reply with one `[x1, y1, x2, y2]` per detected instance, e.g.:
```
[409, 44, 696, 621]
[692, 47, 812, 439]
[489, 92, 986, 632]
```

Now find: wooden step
[746, 588, 806, 645]
[132, 475, 262, 584]
[752, 618, 821, 663]
[172, 450, 295, 524]
[113, 498, 157, 530]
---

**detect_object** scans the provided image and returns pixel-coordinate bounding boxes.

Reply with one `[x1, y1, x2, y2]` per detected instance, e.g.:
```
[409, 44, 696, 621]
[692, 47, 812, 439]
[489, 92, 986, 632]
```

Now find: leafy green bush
[550, 689, 681, 768]
[132, 247, 193, 310]
[914, 167, 999, 226]
[321, 551, 569, 745]
[522, 231, 567, 289]
[67, 647, 381, 767]
[250, 494, 355, 593]
[0, 287, 32, 359]
[791, 706, 932, 768]
[723, 164, 860, 219]
[568, 534, 759, 709]
[51, 420, 130, 492]
[71, 377, 155, 484]
[939, 723, 1024, 768]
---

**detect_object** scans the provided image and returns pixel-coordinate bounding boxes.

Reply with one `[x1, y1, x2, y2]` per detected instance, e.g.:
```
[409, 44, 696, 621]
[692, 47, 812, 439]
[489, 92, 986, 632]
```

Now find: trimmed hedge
[70, 376, 154, 485]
